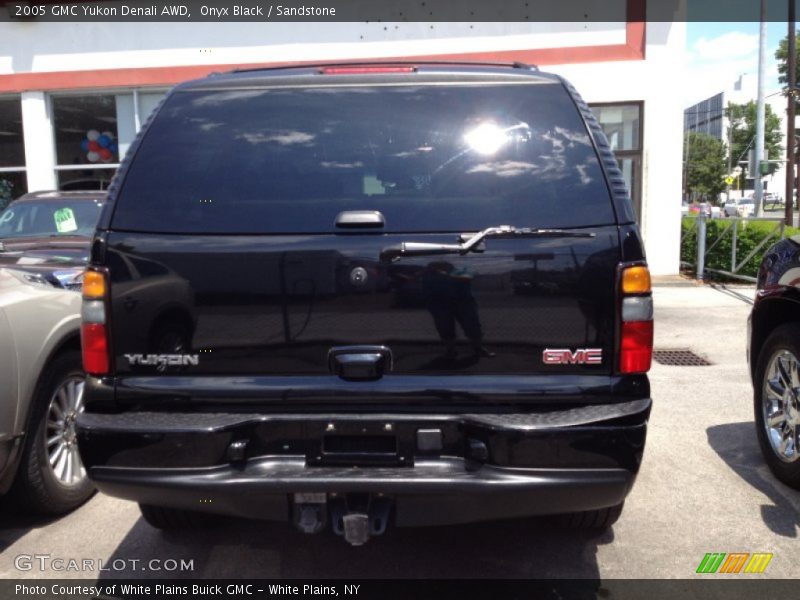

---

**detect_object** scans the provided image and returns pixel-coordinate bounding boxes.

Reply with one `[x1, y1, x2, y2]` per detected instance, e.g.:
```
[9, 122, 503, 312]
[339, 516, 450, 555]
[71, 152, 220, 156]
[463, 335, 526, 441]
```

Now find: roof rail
[225, 60, 540, 76]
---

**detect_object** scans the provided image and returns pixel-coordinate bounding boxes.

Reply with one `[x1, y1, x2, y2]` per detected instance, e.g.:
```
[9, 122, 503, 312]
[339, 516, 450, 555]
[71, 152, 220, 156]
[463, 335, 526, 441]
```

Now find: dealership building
[0, 1, 684, 274]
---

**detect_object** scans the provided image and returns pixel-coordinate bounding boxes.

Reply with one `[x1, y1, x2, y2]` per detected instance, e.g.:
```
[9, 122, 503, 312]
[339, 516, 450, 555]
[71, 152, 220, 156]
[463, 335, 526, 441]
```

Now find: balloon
[98, 134, 111, 148]
[80, 139, 89, 152]
[86, 151, 100, 163]
[101, 130, 115, 140]
[86, 129, 100, 141]
[87, 140, 100, 152]
[98, 148, 112, 162]
[110, 142, 118, 153]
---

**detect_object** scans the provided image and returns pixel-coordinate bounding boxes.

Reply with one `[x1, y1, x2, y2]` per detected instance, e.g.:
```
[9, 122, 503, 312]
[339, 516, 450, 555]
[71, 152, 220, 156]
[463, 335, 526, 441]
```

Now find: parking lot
[0, 282, 798, 580]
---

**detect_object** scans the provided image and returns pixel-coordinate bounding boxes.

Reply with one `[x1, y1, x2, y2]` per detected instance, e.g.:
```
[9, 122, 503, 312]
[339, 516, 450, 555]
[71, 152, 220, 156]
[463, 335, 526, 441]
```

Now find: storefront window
[0, 96, 26, 207]
[52, 94, 120, 166]
[51, 90, 166, 192]
[592, 104, 641, 151]
[138, 92, 165, 123]
[590, 102, 643, 220]
[57, 168, 115, 191]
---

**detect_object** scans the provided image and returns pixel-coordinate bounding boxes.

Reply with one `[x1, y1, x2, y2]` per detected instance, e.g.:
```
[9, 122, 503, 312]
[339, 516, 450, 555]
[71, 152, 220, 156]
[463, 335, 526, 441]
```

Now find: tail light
[618, 264, 653, 374]
[81, 268, 110, 375]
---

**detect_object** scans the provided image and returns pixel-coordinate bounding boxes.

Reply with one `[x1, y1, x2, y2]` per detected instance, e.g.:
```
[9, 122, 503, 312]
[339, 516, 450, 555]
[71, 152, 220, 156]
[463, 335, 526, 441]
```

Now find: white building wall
[0, 22, 627, 74]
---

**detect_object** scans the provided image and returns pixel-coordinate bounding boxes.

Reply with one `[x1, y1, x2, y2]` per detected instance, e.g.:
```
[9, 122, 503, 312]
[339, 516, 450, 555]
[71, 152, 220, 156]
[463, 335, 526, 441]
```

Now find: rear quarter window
[111, 82, 614, 234]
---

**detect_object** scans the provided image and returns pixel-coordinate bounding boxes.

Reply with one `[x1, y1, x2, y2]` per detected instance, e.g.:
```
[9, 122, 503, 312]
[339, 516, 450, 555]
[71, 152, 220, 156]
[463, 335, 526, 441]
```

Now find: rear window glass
[111, 83, 614, 233]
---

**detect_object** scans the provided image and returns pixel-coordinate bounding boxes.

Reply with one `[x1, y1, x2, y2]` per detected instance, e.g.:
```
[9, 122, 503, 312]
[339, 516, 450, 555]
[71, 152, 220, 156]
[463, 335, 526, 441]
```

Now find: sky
[684, 21, 787, 107]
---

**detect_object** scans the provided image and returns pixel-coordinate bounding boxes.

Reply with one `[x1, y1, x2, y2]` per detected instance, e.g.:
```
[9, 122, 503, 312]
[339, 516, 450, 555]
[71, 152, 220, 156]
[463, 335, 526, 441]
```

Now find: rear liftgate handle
[328, 345, 393, 380]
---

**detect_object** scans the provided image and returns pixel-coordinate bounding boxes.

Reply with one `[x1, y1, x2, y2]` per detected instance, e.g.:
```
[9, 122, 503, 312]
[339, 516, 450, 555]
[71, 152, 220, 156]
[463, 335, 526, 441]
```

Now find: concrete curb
[651, 275, 701, 288]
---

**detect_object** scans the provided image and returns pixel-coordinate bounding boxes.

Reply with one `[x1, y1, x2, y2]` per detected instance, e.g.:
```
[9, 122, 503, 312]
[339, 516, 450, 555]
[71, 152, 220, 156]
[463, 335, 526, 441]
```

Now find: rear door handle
[328, 346, 393, 380]
[334, 211, 385, 229]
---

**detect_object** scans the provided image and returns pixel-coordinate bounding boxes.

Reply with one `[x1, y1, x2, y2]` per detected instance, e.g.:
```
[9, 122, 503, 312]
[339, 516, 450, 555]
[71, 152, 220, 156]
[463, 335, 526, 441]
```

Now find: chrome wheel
[762, 350, 800, 463]
[45, 376, 86, 485]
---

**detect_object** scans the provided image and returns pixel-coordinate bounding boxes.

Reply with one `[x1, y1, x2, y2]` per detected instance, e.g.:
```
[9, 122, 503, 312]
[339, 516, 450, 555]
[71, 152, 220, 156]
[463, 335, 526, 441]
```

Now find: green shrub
[681, 217, 799, 278]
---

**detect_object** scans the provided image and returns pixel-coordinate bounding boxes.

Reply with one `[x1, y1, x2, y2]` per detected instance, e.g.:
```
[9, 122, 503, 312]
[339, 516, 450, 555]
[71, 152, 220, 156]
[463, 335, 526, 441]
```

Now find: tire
[11, 351, 95, 515]
[139, 504, 215, 530]
[754, 323, 800, 489]
[558, 502, 624, 531]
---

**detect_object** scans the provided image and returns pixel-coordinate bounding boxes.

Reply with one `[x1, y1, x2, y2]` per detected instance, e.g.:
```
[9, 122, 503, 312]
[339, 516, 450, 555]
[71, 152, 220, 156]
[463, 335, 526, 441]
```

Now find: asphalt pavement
[1, 283, 798, 580]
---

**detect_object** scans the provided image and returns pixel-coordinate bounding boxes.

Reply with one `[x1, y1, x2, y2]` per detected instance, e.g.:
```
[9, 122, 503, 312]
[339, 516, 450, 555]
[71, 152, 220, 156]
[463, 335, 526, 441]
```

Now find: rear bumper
[89, 458, 634, 526]
[77, 399, 650, 526]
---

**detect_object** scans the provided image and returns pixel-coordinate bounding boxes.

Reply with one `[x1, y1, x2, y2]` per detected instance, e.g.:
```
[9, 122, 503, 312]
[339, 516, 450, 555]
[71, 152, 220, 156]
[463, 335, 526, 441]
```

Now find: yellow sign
[725, 176, 735, 185]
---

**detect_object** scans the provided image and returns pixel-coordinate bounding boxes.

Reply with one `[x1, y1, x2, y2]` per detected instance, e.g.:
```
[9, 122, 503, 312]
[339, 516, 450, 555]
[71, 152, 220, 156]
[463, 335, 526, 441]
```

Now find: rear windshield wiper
[380, 225, 596, 261]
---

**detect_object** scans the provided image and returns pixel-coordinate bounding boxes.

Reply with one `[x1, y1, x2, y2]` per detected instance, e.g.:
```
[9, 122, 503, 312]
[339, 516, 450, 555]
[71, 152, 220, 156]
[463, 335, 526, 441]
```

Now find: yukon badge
[543, 348, 603, 365]
[125, 353, 200, 367]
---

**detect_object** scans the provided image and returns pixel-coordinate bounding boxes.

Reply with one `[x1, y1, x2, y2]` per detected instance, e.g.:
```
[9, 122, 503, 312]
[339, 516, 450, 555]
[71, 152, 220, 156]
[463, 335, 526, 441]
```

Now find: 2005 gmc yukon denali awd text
[76, 62, 653, 546]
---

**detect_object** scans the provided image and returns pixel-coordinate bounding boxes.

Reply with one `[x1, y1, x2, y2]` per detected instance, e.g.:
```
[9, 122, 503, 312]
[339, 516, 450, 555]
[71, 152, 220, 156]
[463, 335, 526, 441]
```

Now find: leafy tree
[776, 34, 800, 87]
[726, 101, 783, 176]
[684, 132, 727, 200]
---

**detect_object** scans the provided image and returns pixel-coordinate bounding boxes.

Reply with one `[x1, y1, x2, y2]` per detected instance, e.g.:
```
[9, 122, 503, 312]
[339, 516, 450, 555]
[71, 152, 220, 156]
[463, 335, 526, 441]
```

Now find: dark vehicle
[749, 234, 800, 488]
[76, 63, 653, 545]
[0, 191, 106, 262]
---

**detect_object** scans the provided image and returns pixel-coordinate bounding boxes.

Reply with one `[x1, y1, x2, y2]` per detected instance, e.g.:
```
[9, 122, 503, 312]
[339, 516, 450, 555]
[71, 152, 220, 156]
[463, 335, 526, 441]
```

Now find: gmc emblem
[542, 348, 603, 365]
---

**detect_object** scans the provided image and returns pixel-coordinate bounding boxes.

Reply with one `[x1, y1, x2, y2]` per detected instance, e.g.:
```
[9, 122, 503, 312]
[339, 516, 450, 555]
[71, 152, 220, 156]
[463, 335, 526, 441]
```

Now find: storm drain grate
[653, 349, 713, 366]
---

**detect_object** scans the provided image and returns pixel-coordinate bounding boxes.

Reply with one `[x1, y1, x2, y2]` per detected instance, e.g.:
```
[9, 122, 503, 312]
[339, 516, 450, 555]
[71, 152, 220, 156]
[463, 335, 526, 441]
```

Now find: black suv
[749, 234, 800, 489]
[77, 63, 653, 545]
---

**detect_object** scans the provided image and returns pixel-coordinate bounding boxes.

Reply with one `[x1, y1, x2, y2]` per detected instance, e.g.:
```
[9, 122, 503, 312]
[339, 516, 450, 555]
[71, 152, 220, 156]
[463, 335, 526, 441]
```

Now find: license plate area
[310, 422, 408, 467]
[324, 435, 397, 455]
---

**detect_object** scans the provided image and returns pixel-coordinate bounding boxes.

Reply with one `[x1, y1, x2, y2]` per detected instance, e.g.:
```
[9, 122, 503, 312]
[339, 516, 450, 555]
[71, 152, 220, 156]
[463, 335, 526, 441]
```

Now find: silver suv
[0, 192, 101, 514]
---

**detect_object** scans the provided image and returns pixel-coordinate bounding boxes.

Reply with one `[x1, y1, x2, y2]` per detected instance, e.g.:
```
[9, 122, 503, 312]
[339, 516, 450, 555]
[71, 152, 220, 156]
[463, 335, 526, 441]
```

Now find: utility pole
[788, 0, 797, 226]
[753, 0, 767, 217]
[683, 131, 690, 202]
[727, 105, 734, 202]
[755, 0, 767, 217]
